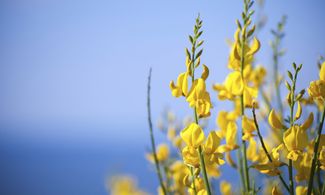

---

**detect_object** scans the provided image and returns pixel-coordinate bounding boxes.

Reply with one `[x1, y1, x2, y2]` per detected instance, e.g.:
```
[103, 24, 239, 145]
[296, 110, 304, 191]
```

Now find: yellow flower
[218, 122, 239, 152]
[293, 152, 312, 182]
[250, 65, 267, 87]
[271, 186, 283, 195]
[146, 144, 170, 163]
[295, 186, 307, 195]
[308, 61, 325, 102]
[182, 146, 200, 167]
[268, 109, 284, 130]
[186, 79, 212, 118]
[215, 111, 238, 139]
[188, 178, 205, 195]
[227, 28, 260, 71]
[243, 85, 258, 108]
[202, 132, 225, 176]
[180, 123, 205, 148]
[247, 138, 262, 162]
[204, 131, 221, 154]
[220, 180, 232, 195]
[242, 116, 256, 140]
[108, 175, 148, 195]
[283, 125, 308, 161]
[225, 71, 244, 96]
[167, 127, 177, 140]
[319, 146, 325, 170]
[170, 72, 189, 97]
[213, 84, 234, 100]
[308, 79, 325, 102]
[252, 144, 285, 176]
[204, 155, 222, 177]
[169, 161, 189, 193]
[156, 144, 169, 162]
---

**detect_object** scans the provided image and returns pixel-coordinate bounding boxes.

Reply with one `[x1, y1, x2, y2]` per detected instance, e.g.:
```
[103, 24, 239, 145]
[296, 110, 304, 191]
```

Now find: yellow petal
[220, 181, 232, 195]
[177, 72, 189, 96]
[170, 81, 182, 97]
[283, 125, 308, 158]
[201, 64, 209, 80]
[156, 144, 169, 161]
[295, 186, 307, 195]
[204, 131, 221, 154]
[247, 138, 259, 162]
[319, 61, 325, 81]
[295, 101, 302, 120]
[180, 123, 205, 148]
[226, 122, 238, 148]
[246, 37, 260, 56]
[268, 109, 284, 129]
[225, 71, 244, 96]
[271, 186, 283, 195]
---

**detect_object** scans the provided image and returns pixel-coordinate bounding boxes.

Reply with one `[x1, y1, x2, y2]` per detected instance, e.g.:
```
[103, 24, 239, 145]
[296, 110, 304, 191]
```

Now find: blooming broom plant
[109, 0, 325, 195]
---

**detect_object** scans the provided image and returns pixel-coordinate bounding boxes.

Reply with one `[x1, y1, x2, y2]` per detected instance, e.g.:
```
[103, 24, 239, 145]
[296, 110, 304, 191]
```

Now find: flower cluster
[111, 1, 325, 195]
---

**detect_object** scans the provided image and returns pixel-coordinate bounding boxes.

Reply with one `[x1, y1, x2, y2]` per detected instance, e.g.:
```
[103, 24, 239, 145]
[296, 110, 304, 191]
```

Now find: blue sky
[0, 0, 324, 145]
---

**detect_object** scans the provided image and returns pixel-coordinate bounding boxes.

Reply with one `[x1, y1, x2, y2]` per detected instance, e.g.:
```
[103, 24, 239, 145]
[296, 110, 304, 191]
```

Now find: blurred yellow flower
[295, 186, 307, 195]
[220, 180, 232, 195]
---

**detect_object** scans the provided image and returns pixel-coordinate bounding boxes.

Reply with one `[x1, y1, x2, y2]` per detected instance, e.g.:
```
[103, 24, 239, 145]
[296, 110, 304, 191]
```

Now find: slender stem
[236, 149, 246, 191]
[307, 106, 325, 195]
[288, 160, 294, 195]
[190, 167, 197, 195]
[316, 163, 322, 194]
[147, 68, 167, 195]
[240, 18, 250, 193]
[252, 107, 290, 192]
[197, 146, 212, 195]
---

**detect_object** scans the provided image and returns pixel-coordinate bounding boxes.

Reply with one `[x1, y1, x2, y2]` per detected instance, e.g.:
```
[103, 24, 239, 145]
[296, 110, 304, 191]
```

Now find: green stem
[252, 107, 290, 192]
[236, 149, 246, 191]
[147, 68, 167, 195]
[240, 20, 250, 193]
[317, 163, 322, 193]
[288, 160, 294, 195]
[190, 167, 198, 195]
[197, 146, 212, 195]
[307, 106, 325, 195]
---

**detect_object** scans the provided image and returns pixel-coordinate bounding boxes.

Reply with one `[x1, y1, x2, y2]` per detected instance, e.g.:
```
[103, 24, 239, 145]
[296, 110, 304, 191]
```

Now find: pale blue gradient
[0, 0, 324, 194]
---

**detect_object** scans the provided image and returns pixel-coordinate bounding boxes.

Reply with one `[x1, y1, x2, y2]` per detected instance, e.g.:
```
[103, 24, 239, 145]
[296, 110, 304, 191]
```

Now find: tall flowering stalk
[214, 0, 262, 193]
[132, 1, 325, 195]
[170, 15, 224, 195]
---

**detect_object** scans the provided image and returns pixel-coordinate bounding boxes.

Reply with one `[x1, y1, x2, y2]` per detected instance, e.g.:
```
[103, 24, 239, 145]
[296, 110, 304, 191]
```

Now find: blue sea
[0, 125, 243, 195]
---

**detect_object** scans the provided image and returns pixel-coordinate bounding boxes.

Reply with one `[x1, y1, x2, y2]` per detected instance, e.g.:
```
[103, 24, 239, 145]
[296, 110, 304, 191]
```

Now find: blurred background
[0, 0, 324, 194]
